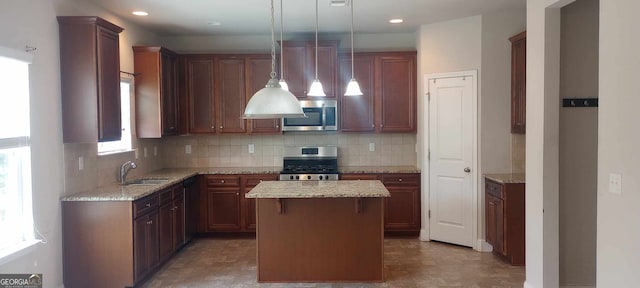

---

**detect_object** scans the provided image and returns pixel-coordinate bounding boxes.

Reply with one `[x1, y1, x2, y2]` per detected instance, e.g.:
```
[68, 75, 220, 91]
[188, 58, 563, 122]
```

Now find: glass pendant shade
[244, 79, 304, 119]
[344, 78, 363, 96]
[243, 0, 304, 119]
[279, 79, 289, 91]
[307, 79, 326, 96]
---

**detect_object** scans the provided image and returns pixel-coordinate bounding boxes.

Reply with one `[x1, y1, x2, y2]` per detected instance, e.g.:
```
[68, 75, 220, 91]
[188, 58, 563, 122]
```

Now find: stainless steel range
[279, 146, 339, 181]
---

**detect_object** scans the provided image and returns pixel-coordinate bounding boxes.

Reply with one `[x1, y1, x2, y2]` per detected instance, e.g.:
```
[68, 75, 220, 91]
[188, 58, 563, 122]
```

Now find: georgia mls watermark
[0, 274, 42, 288]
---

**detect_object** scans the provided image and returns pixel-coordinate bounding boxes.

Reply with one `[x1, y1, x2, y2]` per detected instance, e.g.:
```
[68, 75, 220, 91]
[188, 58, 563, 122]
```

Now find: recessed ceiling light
[132, 11, 149, 16]
[330, 0, 349, 7]
[207, 21, 222, 26]
[389, 19, 404, 24]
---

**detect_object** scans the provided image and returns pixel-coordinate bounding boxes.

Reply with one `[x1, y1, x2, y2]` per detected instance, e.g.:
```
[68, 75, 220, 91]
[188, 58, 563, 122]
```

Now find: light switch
[154, 146, 158, 156]
[135, 149, 139, 159]
[369, 143, 375, 152]
[185, 145, 192, 154]
[78, 156, 84, 171]
[144, 147, 148, 158]
[248, 144, 255, 154]
[609, 173, 622, 195]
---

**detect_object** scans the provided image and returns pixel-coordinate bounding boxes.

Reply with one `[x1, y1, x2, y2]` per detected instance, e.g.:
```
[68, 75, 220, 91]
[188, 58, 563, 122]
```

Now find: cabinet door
[510, 32, 526, 134]
[376, 53, 417, 132]
[243, 174, 279, 231]
[313, 43, 338, 98]
[162, 52, 179, 135]
[96, 25, 122, 141]
[216, 57, 247, 133]
[158, 202, 174, 261]
[282, 44, 308, 97]
[173, 193, 185, 249]
[133, 212, 158, 282]
[384, 186, 420, 231]
[339, 54, 375, 132]
[486, 194, 505, 255]
[247, 55, 281, 134]
[187, 57, 216, 133]
[206, 189, 241, 231]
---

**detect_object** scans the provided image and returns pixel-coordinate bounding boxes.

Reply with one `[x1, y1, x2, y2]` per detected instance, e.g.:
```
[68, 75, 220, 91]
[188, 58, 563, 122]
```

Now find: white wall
[0, 1, 64, 287]
[597, 0, 640, 286]
[559, 0, 598, 286]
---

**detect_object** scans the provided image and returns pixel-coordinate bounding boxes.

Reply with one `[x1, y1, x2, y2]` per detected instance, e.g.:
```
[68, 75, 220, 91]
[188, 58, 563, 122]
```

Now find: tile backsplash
[162, 133, 418, 168]
[511, 134, 526, 173]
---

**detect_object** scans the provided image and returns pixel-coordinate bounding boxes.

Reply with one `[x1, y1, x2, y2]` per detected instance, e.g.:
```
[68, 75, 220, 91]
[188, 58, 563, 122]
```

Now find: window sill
[0, 239, 41, 266]
[97, 148, 136, 157]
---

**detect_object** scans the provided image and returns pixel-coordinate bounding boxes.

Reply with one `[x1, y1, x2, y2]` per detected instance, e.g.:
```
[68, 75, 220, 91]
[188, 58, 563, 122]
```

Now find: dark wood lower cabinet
[485, 178, 525, 265]
[63, 177, 196, 288]
[339, 173, 421, 234]
[206, 188, 242, 231]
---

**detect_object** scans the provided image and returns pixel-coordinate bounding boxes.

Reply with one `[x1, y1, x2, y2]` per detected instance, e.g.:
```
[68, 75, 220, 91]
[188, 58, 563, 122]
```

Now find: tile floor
[142, 237, 525, 288]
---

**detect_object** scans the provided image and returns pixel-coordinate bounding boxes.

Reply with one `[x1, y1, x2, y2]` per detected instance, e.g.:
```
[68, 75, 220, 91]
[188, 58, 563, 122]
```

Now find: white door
[428, 75, 474, 247]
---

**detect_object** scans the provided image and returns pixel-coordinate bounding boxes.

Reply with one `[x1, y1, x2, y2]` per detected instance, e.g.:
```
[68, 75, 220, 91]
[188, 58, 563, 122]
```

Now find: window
[0, 46, 36, 259]
[97, 78, 132, 154]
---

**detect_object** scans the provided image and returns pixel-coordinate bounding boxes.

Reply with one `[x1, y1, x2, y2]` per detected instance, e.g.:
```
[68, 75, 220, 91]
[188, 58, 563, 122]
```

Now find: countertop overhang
[246, 180, 390, 199]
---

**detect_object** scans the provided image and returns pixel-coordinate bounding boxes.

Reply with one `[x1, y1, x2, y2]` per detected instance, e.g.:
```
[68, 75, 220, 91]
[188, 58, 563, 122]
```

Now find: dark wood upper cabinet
[215, 56, 247, 133]
[133, 46, 179, 138]
[58, 16, 124, 143]
[185, 56, 216, 133]
[377, 53, 417, 133]
[246, 55, 282, 134]
[339, 51, 417, 133]
[510, 31, 526, 134]
[339, 54, 376, 132]
[281, 40, 338, 98]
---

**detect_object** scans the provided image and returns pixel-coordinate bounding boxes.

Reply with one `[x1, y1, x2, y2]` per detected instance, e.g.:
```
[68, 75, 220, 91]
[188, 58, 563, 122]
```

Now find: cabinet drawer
[159, 188, 173, 205]
[244, 175, 278, 187]
[381, 174, 420, 186]
[485, 180, 504, 199]
[205, 175, 240, 187]
[340, 174, 379, 180]
[134, 194, 158, 218]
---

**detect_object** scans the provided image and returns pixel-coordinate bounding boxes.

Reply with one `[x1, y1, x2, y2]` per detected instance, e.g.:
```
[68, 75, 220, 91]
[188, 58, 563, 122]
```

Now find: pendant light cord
[350, 0, 355, 79]
[270, 0, 276, 79]
[280, 0, 284, 81]
[315, 0, 319, 80]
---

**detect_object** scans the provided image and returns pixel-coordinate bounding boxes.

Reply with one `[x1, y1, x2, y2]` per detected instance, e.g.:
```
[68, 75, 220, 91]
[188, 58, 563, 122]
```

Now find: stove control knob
[307, 175, 312, 180]
[319, 175, 323, 180]
[326, 175, 330, 180]
[295, 175, 300, 180]
[290, 175, 294, 180]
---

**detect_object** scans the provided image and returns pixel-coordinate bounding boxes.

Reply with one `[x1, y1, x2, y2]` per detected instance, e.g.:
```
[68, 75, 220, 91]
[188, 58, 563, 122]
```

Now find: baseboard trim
[476, 239, 493, 252]
[524, 281, 534, 288]
[560, 286, 595, 288]
[419, 229, 430, 242]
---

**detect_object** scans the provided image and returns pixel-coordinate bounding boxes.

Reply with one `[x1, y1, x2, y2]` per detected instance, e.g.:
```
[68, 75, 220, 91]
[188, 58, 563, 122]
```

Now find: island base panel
[256, 198, 384, 282]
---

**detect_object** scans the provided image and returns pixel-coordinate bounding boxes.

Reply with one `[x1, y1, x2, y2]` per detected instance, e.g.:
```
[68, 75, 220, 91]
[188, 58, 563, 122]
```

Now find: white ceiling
[87, 0, 526, 36]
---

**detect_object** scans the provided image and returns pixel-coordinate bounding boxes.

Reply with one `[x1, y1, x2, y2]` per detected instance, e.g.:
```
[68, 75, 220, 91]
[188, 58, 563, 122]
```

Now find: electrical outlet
[144, 147, 148, 158]
[248, 144, 255, 154]
[135, 149, 139, 159]
[185, 145, 192, 154]
[78, 156, 84, 171]
[609, 173, 622, 195]
[369, 143, 375, 152]
[154, 146, 158, 156]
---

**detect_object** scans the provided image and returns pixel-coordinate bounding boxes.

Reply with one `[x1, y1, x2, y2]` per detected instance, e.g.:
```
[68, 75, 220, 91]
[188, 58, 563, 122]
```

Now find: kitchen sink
[125, 178, 170, 185]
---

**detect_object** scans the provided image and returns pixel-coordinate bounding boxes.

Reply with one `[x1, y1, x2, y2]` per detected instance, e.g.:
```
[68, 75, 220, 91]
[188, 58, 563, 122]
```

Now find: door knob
[464, 167, 471, 173]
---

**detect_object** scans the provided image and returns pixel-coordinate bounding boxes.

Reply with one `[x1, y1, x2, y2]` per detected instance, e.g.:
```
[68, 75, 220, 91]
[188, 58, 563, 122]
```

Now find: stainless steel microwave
[282, 100, 338, 131]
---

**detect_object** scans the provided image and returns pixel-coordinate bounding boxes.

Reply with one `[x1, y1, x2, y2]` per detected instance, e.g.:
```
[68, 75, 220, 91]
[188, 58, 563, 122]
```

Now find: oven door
[282, 100, 337, 131]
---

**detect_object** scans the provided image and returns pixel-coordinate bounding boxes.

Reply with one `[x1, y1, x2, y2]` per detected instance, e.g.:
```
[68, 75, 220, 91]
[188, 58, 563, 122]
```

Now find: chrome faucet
[120, 161, 137, 185]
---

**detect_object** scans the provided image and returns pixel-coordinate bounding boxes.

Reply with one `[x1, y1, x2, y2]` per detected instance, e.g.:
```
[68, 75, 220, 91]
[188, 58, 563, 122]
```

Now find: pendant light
[243, 0, 304, 119]
[278, 0, 289, 91]
[307, 0, 326, 97]
[344, 0, 363, 96]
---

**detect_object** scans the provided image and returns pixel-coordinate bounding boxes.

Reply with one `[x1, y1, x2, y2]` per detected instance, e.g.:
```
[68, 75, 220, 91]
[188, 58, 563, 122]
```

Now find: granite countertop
[339, 166, 420, 174]
[484, 173, 526, 184]
[246, 180, 391, 199]
[61, 167, 282, 202]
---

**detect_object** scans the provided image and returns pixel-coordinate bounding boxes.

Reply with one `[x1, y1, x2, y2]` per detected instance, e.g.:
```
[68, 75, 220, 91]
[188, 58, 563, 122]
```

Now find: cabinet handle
[276, 125, 280, 128]
[371, 124, 375, 128]
[236, 193, 239, 196]
[220, 126, 223, 129]
[147, 220, 153, 225]
[170, 126, 175, 129]
[380, 124, 384, 128]
[398, 178, 403, 182]
[145, 203, 151, 207]
[259, 180, 263, 182]
[221, 180, 225, 184]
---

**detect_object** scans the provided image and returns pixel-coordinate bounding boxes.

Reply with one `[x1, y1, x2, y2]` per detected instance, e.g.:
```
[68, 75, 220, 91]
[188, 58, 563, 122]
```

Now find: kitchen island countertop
[484, 173, 526, 184]
[246, 180, 390, 198]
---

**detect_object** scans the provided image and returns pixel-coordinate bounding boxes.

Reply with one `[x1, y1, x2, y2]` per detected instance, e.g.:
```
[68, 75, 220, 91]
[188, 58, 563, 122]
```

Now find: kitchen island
[246, 180, 390, 283]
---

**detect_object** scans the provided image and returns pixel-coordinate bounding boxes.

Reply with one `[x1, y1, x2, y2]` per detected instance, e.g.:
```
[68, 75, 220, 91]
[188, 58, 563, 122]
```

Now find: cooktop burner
[279, 146, 339, 181]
